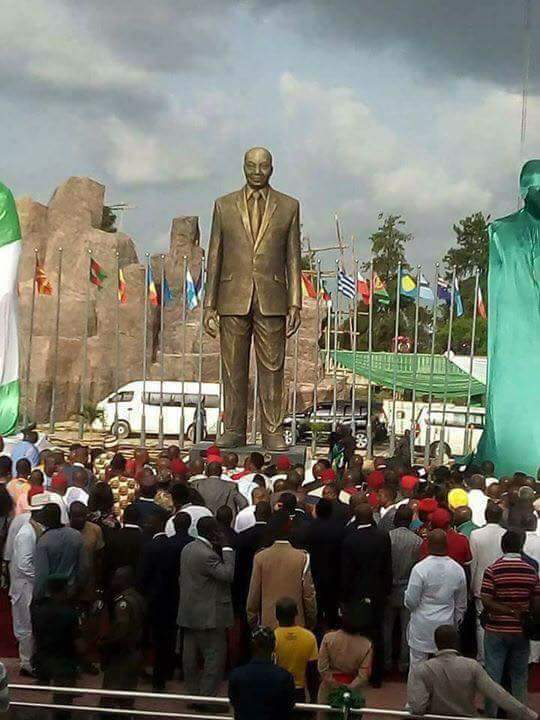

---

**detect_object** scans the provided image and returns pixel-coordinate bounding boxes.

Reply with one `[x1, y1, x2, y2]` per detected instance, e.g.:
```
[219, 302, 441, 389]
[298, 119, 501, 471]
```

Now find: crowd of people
[0, 428, 540, 719]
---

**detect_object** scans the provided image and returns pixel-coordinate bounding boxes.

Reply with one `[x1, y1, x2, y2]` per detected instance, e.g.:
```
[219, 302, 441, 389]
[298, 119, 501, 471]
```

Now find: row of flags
[328, 267, 486, 320]
[33, 254, 204, 311]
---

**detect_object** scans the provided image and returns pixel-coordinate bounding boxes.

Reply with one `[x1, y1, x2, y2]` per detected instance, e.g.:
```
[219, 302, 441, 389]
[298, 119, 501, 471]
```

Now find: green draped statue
[476, 161, 540, 477]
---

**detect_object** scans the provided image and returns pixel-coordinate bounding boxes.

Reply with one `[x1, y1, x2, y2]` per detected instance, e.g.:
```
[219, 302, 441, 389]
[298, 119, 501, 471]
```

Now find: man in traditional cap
[418, 508, 472, 567]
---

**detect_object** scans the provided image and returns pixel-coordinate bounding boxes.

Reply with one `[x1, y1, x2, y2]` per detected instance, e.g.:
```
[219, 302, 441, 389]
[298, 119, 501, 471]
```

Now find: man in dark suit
[305, 498, 344, 631]
[177, 517, 235, 700]
[190, 461, 248, 518]
[103, 504, 144, 594]
[341, 503, 392, 687]
[139, 512, 193, 692]
[203, 147, 302, 451]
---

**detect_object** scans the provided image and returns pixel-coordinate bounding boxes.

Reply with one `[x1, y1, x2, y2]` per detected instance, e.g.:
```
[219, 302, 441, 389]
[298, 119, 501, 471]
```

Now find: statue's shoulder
[490, 209, 524, 235]
[214, 189, 243, 208]
[271, 188, 300, 210]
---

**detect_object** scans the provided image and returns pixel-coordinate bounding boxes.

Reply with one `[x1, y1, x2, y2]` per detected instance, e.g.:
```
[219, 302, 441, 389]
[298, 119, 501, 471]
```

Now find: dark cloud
[253, 0, 539, 93]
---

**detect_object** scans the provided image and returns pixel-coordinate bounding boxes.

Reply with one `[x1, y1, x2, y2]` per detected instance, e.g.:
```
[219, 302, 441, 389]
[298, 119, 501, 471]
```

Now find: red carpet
[0, 589, 17, 658]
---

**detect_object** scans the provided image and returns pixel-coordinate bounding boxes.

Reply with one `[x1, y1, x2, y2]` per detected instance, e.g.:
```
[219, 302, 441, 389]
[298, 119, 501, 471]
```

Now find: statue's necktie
[250, 190, 262, 239]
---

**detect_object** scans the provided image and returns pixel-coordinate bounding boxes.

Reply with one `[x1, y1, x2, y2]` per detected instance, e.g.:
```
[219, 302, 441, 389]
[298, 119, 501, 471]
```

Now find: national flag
[185, 269, 199, 310]
[437, 277, 464, 317]
[400, 271, 417, 299]
[118, 268, 127, 304]
[454, 278, 464, 317]
[321, 281, 331, 304]
[147, 266, 159, 307]
[373, 272, 390, 305]
[418, 273, 435, 305]
[162, 276, 173, 306]
[35, 258, 53, 296]
[337, 268, 356, 300]
[90, 258, 107, 289]
[301, 271, 317, 299]
[477, 285, 486, 319]
[357, 272, 370, 305]
[0, 181, 22, 436]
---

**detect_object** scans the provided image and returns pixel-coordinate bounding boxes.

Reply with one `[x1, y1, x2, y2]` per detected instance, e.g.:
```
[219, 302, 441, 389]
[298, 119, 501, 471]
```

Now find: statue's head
[521, 160, 540, 216]
[243, 147, 273, 190]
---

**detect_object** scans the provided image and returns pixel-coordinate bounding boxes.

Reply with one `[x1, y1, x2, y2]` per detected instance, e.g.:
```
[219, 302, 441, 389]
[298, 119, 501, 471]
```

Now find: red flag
[357, 272, 370, 305]
[118, 268, 127, 304]
[301, 272, 317, 299]
[477, 285, 486, 319]
[35, 258, 53, 296]
[90, 258, 107, 289]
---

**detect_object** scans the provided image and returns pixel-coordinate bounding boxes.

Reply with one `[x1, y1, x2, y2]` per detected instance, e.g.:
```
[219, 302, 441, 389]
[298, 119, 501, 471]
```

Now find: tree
[101, 206, 118, 233]
[363, 213, 411, 280]
[444, 212, 489, 279]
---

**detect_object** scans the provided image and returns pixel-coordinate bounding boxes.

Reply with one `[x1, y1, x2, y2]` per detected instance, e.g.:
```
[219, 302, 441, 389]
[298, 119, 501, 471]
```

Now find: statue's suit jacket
[204, 186, 302, 316]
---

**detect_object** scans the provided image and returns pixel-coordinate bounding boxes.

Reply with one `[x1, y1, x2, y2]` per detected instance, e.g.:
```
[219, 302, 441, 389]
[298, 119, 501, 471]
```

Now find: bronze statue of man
[203, 147, 301, 450]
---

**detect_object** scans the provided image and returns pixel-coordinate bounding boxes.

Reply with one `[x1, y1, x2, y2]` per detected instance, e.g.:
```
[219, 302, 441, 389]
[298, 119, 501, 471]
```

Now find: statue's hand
[286, 306, 301, 337]
[203, 308, 219, 338]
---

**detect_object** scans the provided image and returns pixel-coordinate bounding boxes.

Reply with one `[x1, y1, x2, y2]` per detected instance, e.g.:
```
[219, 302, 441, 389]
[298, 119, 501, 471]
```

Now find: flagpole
[439, 266, 456, 462]
[325, 298, 331, 374]
[389, 261, 402, 455]
[463, 267, 480, 454]
[367, 258, 374, 459]
[409, 265, 422, 465]
[78, 248, 92, 439]
[49, 247, 63, 434]
[332, 259, 339, 431]
[195, 254, 206, 444]
[113, 250, 121, 436]
[424, 263, 440, 466]
[351, 259, 359, 439]
[216, 354, 223, 442]
[140, 253, 150, 446]
[250, 362, 258, 445]
[23, 249, 38, 428]
[312, 260, 321, 452]
[179, 255, 187, 448]
[158, 253, 165, 447]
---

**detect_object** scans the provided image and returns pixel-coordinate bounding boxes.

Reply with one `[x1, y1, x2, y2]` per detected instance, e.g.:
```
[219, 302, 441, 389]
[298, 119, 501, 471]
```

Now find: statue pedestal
[189, 442, 307, 468]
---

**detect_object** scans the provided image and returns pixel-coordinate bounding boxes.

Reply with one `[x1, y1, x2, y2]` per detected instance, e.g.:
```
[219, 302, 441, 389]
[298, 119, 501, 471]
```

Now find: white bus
[415, 403, 485, 458]
[94, 380, 221, 441]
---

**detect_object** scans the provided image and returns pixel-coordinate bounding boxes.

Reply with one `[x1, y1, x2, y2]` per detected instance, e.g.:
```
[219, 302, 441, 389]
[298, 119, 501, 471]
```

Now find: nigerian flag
[0, 182, 21, 436]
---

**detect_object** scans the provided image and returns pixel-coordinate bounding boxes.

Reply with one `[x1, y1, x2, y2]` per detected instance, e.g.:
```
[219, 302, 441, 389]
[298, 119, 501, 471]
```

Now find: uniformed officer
[99, 566, 145, 717]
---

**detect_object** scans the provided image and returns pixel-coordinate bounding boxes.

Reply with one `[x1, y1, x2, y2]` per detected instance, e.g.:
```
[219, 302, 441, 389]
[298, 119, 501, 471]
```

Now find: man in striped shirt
[481, 530, 539, 717]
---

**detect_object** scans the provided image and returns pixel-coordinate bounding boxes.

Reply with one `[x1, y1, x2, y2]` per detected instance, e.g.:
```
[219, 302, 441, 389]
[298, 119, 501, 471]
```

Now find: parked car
[415, 403, 485, 458]
[283, 400, 388, 449]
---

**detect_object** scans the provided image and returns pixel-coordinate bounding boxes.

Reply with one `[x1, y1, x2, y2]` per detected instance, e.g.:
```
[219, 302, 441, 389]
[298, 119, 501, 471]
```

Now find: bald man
[204, 147, 302, 451]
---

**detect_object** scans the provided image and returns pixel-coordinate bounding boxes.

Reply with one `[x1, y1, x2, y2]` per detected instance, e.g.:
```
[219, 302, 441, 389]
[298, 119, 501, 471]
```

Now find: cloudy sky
[2, 0, 539, 271]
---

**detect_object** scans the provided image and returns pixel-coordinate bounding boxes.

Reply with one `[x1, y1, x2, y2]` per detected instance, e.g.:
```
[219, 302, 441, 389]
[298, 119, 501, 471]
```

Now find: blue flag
[337, 268, 356, 299]
[185, 269, 199, 310]
[437, 277, 464, 317]
[162, 276, 173, 305]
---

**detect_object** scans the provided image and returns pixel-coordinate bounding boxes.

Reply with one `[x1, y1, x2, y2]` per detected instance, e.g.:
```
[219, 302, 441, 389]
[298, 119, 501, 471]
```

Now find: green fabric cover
[335, 351, 485, 399]
[0, 182, 21, 248]
[476, 160, 540, 476]
[0, 380, 19, 436]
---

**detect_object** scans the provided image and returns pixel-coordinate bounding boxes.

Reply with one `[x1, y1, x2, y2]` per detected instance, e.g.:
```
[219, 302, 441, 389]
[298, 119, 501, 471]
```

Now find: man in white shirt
[234, 486, 270, 533]
[9, 492, 48, 674]
[467, 474, 489, 527]
[165, 483, 212, 539]
[405, 529, 467, 668]
[64, 468, 90, 509]
[469, 503, 505, 663]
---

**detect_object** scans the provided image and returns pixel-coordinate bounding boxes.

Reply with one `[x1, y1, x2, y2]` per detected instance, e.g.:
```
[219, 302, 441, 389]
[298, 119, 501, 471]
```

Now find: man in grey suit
[190, 461, 248, 517]
[177, 516, 235, 699]
[203, 147, 302, 451]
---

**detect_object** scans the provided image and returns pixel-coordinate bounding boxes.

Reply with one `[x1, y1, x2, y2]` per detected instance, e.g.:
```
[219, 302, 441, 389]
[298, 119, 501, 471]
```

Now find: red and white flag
[357, 272, 370, 305]
[477, 285, 486, 319]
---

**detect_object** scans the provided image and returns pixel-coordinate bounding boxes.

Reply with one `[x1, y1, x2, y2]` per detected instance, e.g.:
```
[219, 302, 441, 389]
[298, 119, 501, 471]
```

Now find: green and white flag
[0, 182, 21, 436]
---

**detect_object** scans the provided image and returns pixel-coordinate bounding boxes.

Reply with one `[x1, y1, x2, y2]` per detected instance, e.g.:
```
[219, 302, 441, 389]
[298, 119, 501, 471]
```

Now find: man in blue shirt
[10, 430, 40, 468]
[229, 626, 296, 720]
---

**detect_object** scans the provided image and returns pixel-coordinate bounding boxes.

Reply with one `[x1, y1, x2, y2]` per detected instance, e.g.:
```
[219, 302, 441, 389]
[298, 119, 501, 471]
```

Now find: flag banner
[118, 268, 127, 304]
[147, 266, 159, 307]
[437, 277, 464, 317]
[357, 272, 370, 304]
[162, 276, 173, 306]
[35, 259, 53, 296]
[321, 281, 332, 305]
[185, 269, 199, 310]
[0, 181, 22, 436]
[301, 271, 317, 299]
[477, 285, 486, 319]
[90, 258, 107, 289]
[400, 271, 417, 299]
[373, 272, 390, 304]
[419, 273, 435, 304]
[337, 268, 356, 299]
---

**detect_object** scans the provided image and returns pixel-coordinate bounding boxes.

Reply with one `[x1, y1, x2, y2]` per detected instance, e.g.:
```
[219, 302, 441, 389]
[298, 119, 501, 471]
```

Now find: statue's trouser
[220, 293, 285, 439]
[0, 237, 20, 436]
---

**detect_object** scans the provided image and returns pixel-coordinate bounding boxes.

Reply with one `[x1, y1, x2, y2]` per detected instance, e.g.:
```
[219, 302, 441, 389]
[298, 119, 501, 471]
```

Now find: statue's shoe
[218, 432, 246, 448]
[263, 434, 289, 452]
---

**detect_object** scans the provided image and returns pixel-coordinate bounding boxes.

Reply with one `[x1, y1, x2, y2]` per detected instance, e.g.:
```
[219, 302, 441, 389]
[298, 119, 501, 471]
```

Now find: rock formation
[17, 177, 324, 429]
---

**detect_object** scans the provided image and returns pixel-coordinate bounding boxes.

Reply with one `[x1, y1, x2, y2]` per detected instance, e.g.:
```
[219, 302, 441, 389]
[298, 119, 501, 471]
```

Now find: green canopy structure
[334, 351, 485, 399]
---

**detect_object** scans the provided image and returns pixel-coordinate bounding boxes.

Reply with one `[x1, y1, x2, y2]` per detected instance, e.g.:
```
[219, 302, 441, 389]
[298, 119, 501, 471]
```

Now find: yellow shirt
[274, 625, 318, 689]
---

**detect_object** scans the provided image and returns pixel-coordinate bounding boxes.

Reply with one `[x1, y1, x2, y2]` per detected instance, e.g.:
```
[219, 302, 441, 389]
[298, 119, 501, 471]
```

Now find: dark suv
[283, 400, 388, 449]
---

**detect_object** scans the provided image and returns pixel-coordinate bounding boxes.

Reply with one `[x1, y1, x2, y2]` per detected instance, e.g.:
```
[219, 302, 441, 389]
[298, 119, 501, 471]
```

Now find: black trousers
[152, 619, 177, 689]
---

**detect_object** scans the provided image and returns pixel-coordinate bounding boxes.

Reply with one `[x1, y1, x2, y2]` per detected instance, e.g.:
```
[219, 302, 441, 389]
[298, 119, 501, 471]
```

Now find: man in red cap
[415, 498, 439, 540]
[418, 508, 472, 566]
